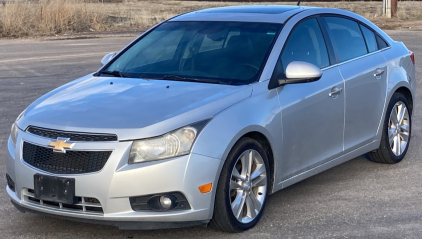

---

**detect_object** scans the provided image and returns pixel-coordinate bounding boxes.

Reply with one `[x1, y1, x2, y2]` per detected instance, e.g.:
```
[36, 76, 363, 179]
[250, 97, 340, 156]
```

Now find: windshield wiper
[99, 70, 132, 78]
[162, 75, 230, 85]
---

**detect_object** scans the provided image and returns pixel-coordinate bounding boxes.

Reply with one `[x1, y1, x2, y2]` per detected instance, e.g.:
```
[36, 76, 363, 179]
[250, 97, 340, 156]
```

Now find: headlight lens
[10, 123, 19, 147]
[10, 110, 24, 147]
[129, 120, 209, 164]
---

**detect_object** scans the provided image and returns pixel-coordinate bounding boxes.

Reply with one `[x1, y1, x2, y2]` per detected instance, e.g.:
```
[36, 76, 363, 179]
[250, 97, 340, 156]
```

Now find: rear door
[276, 17, 345, 180]
[322, 16, 388, 152]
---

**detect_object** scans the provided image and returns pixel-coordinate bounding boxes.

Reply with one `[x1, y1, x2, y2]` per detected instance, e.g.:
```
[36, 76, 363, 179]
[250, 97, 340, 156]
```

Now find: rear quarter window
[360, 25, 378, 53]
[376, 34, 389, 49]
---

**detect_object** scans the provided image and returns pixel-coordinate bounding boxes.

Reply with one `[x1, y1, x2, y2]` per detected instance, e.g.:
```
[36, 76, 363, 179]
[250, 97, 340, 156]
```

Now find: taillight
[410, 51, 415, 65]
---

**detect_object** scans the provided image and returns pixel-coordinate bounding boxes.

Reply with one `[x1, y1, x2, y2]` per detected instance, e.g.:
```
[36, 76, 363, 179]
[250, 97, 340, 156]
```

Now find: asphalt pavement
[0, 30, 421, 238]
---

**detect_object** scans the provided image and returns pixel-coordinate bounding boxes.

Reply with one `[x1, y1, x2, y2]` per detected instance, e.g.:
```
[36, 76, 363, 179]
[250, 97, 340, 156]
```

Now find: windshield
[102, 21, 282, 85]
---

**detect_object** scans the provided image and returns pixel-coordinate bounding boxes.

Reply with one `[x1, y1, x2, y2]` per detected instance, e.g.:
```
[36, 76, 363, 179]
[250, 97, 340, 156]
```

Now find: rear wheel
[369, 92, 412, 164]
[210, 137, 270, 232]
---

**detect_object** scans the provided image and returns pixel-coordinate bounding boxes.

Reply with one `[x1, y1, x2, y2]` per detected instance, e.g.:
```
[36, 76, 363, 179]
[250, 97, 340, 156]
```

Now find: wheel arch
[395, 86, 413, 113]
[241, 131, 276, 194]
[375, 83, 413, 144]
[197, 126, 280, 220]
[369, 86, 413, 164]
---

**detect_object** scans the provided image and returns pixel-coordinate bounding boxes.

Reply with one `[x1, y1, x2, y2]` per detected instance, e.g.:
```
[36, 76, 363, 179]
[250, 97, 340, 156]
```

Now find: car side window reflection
[324, 17, 368, 62]
[281, 18, 329, 71]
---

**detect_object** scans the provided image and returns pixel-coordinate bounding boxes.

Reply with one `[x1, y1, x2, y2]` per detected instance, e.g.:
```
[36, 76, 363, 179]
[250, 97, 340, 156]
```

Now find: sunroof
[197, 5, 299, 14]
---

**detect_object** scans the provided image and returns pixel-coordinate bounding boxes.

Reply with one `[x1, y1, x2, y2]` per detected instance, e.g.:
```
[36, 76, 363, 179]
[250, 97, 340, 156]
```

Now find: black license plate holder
[33, 174, 77, 204]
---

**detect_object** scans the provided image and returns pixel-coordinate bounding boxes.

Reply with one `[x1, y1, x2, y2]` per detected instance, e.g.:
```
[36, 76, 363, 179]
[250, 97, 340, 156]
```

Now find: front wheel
[210, 137, 270, 232]
[369, 92, 412, 164]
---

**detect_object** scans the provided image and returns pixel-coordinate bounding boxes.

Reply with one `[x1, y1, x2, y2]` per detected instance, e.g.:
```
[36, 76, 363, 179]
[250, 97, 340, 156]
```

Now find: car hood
[18, 75, 252, 140]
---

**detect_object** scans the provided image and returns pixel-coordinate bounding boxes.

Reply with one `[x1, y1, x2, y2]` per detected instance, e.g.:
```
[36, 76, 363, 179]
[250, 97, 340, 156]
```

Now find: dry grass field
[0, 0, 421, 38]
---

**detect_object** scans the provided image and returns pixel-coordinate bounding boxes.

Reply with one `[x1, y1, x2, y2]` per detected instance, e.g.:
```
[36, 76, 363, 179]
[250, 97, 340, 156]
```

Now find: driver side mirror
[101, 52, 116, 66]
[268, 61, 323, 89]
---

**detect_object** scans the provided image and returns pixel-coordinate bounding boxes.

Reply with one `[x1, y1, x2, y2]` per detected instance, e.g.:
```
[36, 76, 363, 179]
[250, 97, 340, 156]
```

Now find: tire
[209, 137, 270, 232]
[369, 92, 412, 164]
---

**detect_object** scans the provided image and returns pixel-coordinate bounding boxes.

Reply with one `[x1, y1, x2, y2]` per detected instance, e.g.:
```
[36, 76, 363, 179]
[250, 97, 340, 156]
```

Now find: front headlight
[10, 110, 25, 147]
[129, 119, 210, 164]
[10, 123, 19, 147]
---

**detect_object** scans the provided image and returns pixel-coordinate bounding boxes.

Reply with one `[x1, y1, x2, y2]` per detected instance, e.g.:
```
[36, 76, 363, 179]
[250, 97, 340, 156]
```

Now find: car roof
[170, 5, 314, 24]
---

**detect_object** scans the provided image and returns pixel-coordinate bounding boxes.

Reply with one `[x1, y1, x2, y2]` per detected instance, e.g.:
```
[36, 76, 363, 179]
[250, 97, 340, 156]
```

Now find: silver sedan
[6, 5, 416, 232]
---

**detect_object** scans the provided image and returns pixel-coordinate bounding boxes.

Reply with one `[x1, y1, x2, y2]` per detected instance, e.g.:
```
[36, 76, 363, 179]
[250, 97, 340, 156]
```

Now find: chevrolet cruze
[6, 5, 416, 232]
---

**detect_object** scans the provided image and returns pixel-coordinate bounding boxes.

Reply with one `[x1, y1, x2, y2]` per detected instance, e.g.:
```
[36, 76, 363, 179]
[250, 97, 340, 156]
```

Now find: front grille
[23, 188, 103, 214]
[27, 126, 118, 142]
[22, 142, 112, 174]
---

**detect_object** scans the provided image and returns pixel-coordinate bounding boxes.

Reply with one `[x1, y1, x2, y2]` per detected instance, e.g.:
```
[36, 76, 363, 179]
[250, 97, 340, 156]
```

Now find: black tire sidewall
[382, 93, 412, 163]
[218, 137, 271, 231]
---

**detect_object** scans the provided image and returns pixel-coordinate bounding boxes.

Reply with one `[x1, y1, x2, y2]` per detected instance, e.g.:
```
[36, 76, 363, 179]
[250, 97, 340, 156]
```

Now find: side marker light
[198, 183, 212, 194]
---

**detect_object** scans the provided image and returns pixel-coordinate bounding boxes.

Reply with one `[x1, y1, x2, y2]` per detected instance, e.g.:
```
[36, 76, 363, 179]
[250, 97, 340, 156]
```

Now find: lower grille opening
[23, 188, 103, 214]
[62, 203, 84, 211]
[28, 197, 40, 203]
[86, 206, 103, 212]
[43, 200, 60, 207]
[6, 174, 15, 192]
[84, 197, 100, 204]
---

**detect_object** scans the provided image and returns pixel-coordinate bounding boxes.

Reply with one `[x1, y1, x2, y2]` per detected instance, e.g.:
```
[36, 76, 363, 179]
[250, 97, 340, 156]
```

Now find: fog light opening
[130, 192, 191, 212]
[147, 194, 178, 211]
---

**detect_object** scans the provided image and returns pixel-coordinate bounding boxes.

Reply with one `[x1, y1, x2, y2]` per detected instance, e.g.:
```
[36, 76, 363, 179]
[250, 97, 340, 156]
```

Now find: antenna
[297, 0, 301, 6]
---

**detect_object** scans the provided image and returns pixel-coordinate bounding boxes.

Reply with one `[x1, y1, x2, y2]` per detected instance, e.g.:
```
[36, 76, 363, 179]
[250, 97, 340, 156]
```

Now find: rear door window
[324, 17, 368, 62]
[360, 25, 378, 53]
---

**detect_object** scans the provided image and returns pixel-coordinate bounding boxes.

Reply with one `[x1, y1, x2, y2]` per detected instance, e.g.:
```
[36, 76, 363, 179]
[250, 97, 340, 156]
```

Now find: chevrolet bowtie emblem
[48, 138, 74, 153]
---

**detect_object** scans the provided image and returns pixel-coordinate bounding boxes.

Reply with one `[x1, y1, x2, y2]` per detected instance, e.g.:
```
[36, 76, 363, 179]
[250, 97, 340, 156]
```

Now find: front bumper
[9, 198, 208, 230]
[6, 130, 221, 229]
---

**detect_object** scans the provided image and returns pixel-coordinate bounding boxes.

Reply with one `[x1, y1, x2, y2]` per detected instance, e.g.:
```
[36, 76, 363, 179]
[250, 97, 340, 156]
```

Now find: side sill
[272, 140, 379, 192]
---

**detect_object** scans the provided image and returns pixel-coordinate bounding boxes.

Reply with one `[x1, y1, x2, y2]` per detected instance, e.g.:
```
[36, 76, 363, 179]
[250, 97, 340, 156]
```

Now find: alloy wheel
[388, 101, 410, 156]
[229, 149, 267, 223]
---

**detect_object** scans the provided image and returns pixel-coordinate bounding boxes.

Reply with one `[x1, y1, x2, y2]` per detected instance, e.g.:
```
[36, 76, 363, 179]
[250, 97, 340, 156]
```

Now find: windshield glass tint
[104, 21, 282, 84]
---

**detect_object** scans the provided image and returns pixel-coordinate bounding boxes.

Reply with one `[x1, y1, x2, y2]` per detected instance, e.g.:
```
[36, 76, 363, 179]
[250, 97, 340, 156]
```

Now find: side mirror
[284, 61, 322, 82]
[101, 52, 116, 66]
[268, 61, 322, 89]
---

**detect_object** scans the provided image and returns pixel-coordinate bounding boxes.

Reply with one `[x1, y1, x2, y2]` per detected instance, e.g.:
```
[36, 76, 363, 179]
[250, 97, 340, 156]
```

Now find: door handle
[329, 87, 343, 98]
[374, 68, 385, 77]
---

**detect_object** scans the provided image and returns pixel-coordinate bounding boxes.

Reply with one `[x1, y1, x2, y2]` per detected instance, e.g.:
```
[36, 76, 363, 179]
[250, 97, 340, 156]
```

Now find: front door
[275, 18, 345, 180]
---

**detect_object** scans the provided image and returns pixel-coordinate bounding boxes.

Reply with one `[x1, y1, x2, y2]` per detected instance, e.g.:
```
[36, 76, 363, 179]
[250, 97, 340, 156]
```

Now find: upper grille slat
[22, 142, 111, 174]
[27, 126, 118, 142]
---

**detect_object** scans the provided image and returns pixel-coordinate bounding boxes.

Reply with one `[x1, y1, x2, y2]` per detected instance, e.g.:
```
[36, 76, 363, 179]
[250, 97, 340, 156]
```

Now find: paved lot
[0, 30, 421, 238]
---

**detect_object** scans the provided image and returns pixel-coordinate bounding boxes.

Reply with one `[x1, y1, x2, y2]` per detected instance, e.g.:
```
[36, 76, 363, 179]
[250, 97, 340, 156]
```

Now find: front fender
[190, 81, 282, 218]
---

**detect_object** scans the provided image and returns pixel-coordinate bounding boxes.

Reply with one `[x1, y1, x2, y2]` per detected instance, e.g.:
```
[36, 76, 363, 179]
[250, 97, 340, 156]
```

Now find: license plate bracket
[33, 174, 77, 204]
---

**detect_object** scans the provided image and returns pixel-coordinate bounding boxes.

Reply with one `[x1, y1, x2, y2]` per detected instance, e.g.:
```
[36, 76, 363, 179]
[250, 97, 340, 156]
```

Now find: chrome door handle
[374, 68, 385, 77]
[329, 87, 343, 98]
